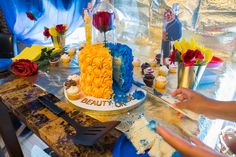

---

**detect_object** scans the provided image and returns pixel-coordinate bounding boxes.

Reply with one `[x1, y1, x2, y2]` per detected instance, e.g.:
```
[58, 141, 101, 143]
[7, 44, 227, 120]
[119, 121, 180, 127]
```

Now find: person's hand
[162, 32, 167, 40]
[171, 88, 216, 115]
[156, 126, 227, 157]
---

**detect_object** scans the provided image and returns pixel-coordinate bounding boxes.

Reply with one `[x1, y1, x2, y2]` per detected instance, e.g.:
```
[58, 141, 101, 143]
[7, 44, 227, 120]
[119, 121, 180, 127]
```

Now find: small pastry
[66, 86, 81, 100]
[64, 80, 77, 89]
[67, 48, 77, 58]
[143, 74, 155, 87]
[144, 67, 154, 75]
[61, 54, 71, 64]
[159, 65, 169, 76]
[141, 62, 151, 75]
[132, 58, 141, 67]
[169, 64, 177, 73]
[149, 59, 157, 67]
[155, 76, 168, 89]
[155, 51, 162, 65]
[67, 74, 80, 84]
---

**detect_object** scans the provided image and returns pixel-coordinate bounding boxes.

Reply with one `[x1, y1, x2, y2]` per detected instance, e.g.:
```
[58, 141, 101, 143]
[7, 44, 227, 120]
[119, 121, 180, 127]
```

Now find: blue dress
[162, 17, 182, 58]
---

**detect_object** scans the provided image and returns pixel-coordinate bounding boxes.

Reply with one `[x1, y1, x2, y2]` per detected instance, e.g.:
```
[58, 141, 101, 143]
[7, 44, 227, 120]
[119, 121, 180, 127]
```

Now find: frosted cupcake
[169, 64, 177, 73]
[143, 74, 155, 87]
[158, 66, 169, 76]
[66, 86, 81, 100]
[132, 58, 141, 67]
[155, 76, 168, 89]
[67, 48, 77, 57]
[141, 62, 151, 75]
[67, 74, 80, 85]
[61, 54, 71, 64]
[144, 67, 154, 75]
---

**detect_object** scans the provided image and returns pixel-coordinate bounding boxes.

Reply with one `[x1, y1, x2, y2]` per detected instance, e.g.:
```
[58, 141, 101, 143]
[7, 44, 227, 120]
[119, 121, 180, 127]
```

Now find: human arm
[156, 126, 227, 157]
[171, 88, 236, 121]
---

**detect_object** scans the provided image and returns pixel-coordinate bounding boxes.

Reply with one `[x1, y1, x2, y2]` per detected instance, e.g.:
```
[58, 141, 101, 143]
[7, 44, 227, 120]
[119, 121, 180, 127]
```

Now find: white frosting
[61, 54, 70, 60]
[144, 67, 154, 75]
[68, 74, 80, 81]
[160, 66, 169, 72]
[156, 76, 167, 82]
[126, 117, 175, 156]
[66, 86, 79, 94]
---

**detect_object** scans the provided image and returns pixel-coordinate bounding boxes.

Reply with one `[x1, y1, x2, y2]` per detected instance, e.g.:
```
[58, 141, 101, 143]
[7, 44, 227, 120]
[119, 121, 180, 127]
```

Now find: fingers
[171, 88, 193, 98]
[190, 136, 208, 147]
[156, 126, 193, 152]
[173, 101, 190, 110]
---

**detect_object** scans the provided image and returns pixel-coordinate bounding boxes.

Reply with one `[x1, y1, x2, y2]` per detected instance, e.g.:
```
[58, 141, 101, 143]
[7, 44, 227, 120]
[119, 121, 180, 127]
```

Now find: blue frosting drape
[0, 0, 90, 45]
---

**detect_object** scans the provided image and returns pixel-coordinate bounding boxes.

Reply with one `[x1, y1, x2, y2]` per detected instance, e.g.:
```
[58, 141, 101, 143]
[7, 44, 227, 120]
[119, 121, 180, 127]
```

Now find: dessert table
[0, 42, 235, 157]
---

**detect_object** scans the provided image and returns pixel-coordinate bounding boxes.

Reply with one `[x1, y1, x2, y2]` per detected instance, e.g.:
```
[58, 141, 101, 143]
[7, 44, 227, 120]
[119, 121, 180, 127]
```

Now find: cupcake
[143, 74, 155, 87]
[149, 59, 157, 67]
[132, 58, 141, 67]
[67, 48, 77, 58]
[155, 76, 168, 89]
[67, 74, 80, 85]
[169, 64, 177, 73]
[159, 65, 169, 76]
[61, 54, 71, 64]
[144, 67, 154, 75]
[66, 86, 81, 100]
[141, 62, 151, 75]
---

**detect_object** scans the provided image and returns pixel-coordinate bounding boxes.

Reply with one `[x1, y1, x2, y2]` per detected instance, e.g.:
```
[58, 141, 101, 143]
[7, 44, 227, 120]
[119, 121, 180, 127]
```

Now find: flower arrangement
[26, 12, 37, 21]
[43, 24, 68, 38]
[169, 38, 213, 66]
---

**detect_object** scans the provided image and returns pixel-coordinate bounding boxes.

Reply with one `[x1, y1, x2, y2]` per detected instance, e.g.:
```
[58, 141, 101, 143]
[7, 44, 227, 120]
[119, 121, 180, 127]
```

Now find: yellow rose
[92, 57, 103, 68]
[103, 58, 112, 70]
[93, 68, 101, 77]
[86, 74, 94, 84]
[102, 69, 112, 78]
[49, 27, 58, 36]
[103, 88, 113, 99]
[93, 77, 103, 88]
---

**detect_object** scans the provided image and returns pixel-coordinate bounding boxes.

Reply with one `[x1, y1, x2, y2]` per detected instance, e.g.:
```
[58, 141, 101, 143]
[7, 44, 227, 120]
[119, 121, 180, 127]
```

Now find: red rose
[43, 27, 51, 38]
[55, 24, 67, 33]
[182, 50, 196, 66]
[26, 12, 36, 21]
[11, 59, 38, 77]
[195, 49, 204, 60]
[169, 50, 177, 64]
[92, 11, 114, 33]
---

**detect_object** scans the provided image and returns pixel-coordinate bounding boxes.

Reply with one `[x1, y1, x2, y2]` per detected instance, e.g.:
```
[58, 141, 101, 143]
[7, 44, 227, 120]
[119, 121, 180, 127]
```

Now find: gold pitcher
[51, 34, 65, 49]
[177, 63, 206, 90]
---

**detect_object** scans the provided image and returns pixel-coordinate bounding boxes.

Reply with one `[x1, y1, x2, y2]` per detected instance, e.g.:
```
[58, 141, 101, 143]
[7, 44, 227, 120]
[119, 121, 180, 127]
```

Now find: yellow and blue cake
[78, 43, 134, 100]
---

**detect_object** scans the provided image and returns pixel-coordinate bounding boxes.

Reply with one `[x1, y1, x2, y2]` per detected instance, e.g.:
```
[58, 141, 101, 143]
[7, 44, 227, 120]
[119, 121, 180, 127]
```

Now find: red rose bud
[43, 27, 51, 38]
[11, 59, 38, 77]
[56, 24, 67, 33]
[92, 11, 114, 33]
[169, 50, 177, 64]
[26, 12, 36, 21]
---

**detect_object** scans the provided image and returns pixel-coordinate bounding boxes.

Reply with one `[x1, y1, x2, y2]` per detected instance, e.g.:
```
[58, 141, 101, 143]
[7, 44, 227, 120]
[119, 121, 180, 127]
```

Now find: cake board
[64, 84, 147, 115]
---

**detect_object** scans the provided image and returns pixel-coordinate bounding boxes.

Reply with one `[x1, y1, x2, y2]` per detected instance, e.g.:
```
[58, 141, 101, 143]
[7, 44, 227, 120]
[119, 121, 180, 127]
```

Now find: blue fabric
[0, 0, 90, 45]
[166, 17, 182, 41]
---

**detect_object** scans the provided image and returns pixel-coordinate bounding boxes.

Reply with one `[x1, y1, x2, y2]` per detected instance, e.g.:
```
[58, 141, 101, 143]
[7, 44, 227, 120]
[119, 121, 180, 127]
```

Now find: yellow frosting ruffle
[79, 44, 113, 99]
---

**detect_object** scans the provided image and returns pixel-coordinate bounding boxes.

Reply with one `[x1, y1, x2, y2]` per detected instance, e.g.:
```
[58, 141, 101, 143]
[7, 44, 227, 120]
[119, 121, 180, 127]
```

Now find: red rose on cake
[92, 11, 114, 33]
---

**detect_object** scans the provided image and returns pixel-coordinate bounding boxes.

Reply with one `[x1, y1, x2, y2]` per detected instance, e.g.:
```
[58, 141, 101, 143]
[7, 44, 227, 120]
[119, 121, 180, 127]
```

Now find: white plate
[64, 85, 147, 112]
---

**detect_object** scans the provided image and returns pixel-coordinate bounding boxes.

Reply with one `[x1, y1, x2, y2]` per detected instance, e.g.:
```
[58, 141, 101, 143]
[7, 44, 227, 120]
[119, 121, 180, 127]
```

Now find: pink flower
[55, 24, 67, 33]
[26, 12, 36, 21]
[92, 11, 114, 33]
[43, 27, 51, 38]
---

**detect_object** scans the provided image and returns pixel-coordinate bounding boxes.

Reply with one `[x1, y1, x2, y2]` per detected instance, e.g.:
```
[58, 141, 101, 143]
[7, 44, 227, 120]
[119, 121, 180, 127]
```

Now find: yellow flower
[49, 27, 58, 36]
[174, 41, 182, 52]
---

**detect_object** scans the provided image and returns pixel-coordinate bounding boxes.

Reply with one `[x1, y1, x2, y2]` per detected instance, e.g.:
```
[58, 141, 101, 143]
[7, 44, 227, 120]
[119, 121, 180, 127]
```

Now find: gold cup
[51, 34, 65, 49]
[177, 63, 206, 90]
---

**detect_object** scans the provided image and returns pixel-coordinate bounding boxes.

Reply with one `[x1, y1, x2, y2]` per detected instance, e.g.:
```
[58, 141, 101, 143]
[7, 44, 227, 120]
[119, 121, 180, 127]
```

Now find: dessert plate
[65, 85, 147, 113]
[113, 134, 183, 157]
[207, 56, 224, 68]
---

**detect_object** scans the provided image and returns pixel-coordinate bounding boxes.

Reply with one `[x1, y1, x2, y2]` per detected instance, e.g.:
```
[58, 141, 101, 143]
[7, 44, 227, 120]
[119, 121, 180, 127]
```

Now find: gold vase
[177, 63, 206, 90]
[51, 34, 65, 49]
